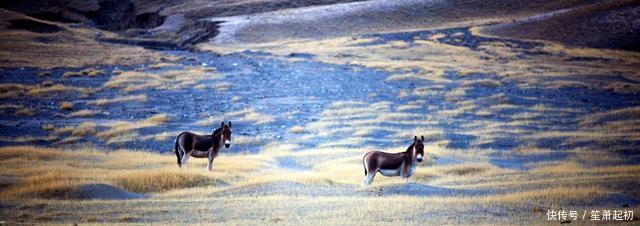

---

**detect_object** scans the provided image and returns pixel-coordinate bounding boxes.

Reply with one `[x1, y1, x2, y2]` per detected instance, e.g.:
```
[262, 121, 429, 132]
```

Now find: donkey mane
[405, 142, 415, 153]
[211, 127, 222, 136]
[210, 127, 224, 148]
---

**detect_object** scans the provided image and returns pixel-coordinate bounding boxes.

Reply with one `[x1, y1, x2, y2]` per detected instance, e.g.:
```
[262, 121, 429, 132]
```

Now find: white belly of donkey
[379, 168, 402, 176]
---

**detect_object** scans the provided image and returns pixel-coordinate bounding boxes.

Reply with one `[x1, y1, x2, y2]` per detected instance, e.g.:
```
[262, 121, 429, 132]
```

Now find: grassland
[0, 9, 173, 68]
[3, 29, 639, 223]
[0, 144, 638, 224]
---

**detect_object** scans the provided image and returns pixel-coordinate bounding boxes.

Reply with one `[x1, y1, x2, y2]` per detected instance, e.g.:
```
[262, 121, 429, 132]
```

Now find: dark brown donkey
[362, 136, 425, 185]
[175, 122, 232, 171]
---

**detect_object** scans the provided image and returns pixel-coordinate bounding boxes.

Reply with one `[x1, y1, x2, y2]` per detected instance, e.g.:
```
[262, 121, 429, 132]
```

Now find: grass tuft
[59, 101, 73, 111]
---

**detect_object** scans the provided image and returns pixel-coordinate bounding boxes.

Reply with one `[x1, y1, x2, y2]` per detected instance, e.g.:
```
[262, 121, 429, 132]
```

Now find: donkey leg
[181, 150, 192, 168]
[362, 172, 376, 186]
[207, 156, 215, 172]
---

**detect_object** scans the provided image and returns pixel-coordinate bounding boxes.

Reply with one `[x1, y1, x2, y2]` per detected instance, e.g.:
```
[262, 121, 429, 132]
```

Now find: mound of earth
[63, 183, 149, 200]
[481, 0, 640, 51]
[371, 182, 489, 196]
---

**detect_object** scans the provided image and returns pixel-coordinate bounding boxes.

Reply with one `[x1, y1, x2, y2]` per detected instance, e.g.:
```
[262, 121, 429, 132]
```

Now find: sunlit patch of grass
[512, 145, 554, 156]
[288, 126, 305, 133]
[396, 103, 422, 111]
[195, 115, 224, 126]
[462, 79, 502, 88]
[604, 81, 640, 93]
[15, 107, 33, 116]
[96, 114, 170, 144]
[0, 146, 268, 199]
[146, 62, 180, 70]
[89, 94, 147, 106]
[0, 104, 25, 114]
[197, 108, 275, 127]
[545, 80, 591, 89]
[145, 114, 170, 124]
[233, 135, 270, 146]
[214, 82, 232, 91]
[448, 156, 640, 195]
[62, 68, 105, 77]
[0, 83, 92, 99]
[59, 101, 74, 111]
[53, 122, 97, 139]
[580, 106, 640, 126]
[439, 163, 495, 176]
[104, 66, 222, 93]
[0, 9, 175, 68]
[67, 109, 105, 118]
[226, 108, 275, 124]
[28, 84, 91, 97]
[111, 170, 213, 193]
[139, 131, 174, 142]
[62, 71, 83, 77]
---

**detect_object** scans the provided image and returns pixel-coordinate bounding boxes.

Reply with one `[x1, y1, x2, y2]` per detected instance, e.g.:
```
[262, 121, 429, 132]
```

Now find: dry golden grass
[27, 84, 92, 97]
[0, 104, 24, 114]
[0, 140, 634, 224]
[214, 82, 233, 91]
[111, 170, 213, 193]
[89, 94, 147, 106]
[226, 108, 275, 125]
[59, 101, 74, 111]
[0, 9, 175, 68]
[63, 68, 105, 77]
[145, 114, 171, 124]
[15, 107, 33, 116]
[195, 115, 224, 126]
[52, 122, 97, 141]
[1, 83, 92, 100]
[0, 146, 267, 200]
[96, 114, 169, 144]
[62, 71, 83, 77]
[45, 114, 171, 144]
[580, 106, 640, 126]
[104, 66, 222, 93]
[289, 126, 305, 133]
[147, 62, 180, 70]
[67, 109, 104, 118]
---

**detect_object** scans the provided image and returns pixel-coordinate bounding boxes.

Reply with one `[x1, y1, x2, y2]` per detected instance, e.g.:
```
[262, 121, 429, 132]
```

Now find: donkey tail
[175, 136, 182, 168]
[363, 156, 367, 176]
[364, 165, 367, 176]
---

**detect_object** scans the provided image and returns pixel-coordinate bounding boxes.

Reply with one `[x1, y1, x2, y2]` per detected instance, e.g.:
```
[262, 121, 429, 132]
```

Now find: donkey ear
[414, 136, 418, 141]
[228, 121, 232, 128]
[221, 121, 225, 128]
[421, 135, 424, 141]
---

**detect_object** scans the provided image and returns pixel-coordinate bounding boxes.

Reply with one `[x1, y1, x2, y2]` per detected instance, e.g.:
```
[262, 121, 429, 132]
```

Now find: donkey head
[220, 121, 232, 148]
[413, 135, 425, 162]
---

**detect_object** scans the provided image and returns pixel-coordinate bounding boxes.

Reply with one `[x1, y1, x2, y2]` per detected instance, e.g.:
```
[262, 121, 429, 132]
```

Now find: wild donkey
[362, 136, 425, 185]
[175, 122, 232, 171]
